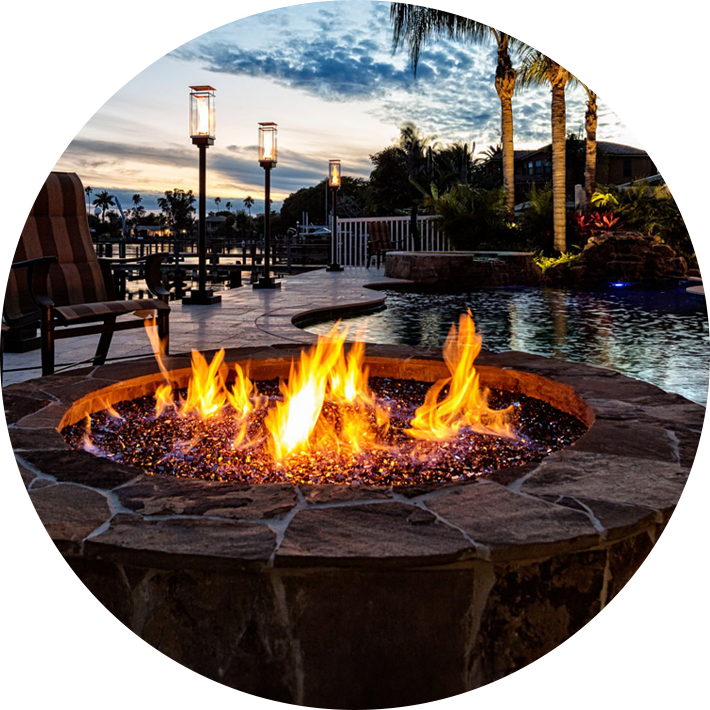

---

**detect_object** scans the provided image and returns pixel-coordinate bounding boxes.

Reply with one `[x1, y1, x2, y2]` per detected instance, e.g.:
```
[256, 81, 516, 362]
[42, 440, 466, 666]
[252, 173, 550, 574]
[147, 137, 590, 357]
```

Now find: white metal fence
[335, 215, 448, 267]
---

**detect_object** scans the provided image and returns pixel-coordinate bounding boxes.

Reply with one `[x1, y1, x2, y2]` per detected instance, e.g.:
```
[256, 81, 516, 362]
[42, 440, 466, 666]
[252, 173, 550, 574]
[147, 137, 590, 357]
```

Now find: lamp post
[326, 159, 344, 272]
[183, 85, 221, 305]
[253, 122, 281, 289]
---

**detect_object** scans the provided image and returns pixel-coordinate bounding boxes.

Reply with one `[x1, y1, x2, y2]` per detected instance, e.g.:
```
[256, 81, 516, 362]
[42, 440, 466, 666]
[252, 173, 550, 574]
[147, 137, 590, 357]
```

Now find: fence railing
[335, 215, 448, 267]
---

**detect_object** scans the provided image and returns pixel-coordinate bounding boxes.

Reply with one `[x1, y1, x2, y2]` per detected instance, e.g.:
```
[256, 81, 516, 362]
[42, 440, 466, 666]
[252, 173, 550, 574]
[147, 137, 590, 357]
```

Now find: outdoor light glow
[259, 122, 278, 164]
[329, 159, 342, 188]
[610, 282, 630, 288]
[189, 86, 216, 140]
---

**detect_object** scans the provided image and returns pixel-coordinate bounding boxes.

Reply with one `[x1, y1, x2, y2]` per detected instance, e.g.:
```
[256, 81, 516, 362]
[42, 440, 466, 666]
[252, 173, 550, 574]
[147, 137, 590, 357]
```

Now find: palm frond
[390, 3, 491, 72]
[517, 47, 577, 89]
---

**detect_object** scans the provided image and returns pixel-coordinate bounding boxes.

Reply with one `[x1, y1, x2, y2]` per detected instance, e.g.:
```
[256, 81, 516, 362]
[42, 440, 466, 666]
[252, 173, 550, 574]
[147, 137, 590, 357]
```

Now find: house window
[623, 158, 632, 178]
[535, 159, 543, 175]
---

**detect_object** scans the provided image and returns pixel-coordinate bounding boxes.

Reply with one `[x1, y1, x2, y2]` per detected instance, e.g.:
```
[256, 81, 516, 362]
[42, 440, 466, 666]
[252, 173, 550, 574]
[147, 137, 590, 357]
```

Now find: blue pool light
[610, 281, 630, 288]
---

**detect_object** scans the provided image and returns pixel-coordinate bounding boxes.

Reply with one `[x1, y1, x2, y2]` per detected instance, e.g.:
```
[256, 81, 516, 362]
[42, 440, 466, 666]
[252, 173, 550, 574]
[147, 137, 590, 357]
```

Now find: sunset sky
[55, 0, 641, 215]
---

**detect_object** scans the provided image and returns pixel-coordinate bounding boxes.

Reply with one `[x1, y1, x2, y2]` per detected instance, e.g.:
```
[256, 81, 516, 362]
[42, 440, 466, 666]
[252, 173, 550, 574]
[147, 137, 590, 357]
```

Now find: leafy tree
[519, 184, 554, 252]
[423, 183, 510, 249]
[157, 188, 196, 236]
[397, 123, 437, 250]
[368, 145, 413, 216]
[433, 142, 476, 191]
[280, 177, 369, 230]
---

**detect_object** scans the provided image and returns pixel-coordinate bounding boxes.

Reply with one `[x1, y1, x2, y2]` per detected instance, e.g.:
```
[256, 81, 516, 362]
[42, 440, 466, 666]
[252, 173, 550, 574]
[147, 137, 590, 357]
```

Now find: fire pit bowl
[7, 344, 698, 708]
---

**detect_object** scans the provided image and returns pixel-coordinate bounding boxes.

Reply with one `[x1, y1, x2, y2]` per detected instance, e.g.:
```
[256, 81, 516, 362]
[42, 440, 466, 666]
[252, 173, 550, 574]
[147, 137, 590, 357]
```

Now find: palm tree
[84, 186, 93, 218]
[519, 50, 572, 252]
[225, 201, 232, 213]
[243, 195, 254, 217]
[92, 190, 115, 224]
[397, 122, 437, 250]
[582, 85, 598, 208]
[391, 5, 525, 219]
[214, 196, 221, 211]
[131, 194, 145, 237]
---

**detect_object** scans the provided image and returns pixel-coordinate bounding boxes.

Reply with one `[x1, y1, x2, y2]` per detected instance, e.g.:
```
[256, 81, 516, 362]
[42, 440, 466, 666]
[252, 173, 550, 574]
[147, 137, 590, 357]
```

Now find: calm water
[306, 287, 710, 406]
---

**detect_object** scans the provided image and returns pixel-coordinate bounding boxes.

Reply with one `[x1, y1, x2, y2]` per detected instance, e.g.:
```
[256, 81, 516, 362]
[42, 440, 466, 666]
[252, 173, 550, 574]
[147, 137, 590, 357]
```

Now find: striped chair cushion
[55, 298, 169, 324]
[5, 172, 108, 321]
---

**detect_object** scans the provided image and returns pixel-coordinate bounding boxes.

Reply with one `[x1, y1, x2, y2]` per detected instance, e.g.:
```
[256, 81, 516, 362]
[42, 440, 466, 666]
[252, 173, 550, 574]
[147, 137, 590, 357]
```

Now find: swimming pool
[305, 287, 710, 406]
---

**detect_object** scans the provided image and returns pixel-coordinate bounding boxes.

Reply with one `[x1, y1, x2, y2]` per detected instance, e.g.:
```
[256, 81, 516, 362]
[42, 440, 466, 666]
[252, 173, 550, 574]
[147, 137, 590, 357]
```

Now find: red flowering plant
[574, 191, 623, 240]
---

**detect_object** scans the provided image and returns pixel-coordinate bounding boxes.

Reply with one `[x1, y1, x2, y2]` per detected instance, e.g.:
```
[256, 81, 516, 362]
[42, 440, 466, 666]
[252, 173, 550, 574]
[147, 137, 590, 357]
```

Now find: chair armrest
[11, 256, 54, 271]
[145, 253, 170, 302]
[11, 256, 57, 310]
[98, 256, 147, 266]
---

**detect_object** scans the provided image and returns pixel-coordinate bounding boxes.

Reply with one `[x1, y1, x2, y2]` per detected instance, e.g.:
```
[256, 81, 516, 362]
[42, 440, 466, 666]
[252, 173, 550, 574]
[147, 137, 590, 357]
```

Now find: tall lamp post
[183, 85, 221, 305]
[326, 159, 344, 272]
[254, 122, 281, 289]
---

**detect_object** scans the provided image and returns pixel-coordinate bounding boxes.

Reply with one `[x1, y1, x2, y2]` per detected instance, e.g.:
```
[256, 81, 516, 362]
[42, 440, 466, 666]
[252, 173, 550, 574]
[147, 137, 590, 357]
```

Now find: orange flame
[81, 414, 99, 454]
[143, 312, 515, 464]
[263, 325, 389, 461]
[407, 312, 517, 440]
[144, 318, 258, 435]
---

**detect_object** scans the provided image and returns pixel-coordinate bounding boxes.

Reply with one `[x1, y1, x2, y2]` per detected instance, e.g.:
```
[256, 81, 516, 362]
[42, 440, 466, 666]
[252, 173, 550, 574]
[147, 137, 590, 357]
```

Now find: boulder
[385, 251, 544, 289]
[546, 231, 687, 286]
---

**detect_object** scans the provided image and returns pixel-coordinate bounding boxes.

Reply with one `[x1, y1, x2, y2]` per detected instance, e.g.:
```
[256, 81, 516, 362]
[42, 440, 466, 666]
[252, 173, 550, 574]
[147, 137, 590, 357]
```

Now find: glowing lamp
[258, 122, 278, 165]
[329, 159, 342, 189]
[189, 86, 216, 143]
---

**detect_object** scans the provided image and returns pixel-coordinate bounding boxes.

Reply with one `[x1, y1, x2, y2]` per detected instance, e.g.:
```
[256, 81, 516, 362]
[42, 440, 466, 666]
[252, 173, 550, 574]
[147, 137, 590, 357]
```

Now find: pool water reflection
[305, 287, 709, 405]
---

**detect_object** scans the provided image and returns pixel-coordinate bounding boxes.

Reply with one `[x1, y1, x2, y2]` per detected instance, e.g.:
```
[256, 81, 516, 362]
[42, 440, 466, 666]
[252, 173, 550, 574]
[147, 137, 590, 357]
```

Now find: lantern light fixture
[254, 122, 281, 289]
[329, 159, 342, 189]
[326, 159, 344, 272]
[183, 85, 220, 305]
[258, 122, 278, 166]
[189, 85, 216, 143]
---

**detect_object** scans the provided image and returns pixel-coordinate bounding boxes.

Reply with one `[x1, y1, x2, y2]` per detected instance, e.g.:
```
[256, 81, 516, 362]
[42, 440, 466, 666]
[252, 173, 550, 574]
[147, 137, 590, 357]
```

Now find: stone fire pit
[6, 345, 699, 708]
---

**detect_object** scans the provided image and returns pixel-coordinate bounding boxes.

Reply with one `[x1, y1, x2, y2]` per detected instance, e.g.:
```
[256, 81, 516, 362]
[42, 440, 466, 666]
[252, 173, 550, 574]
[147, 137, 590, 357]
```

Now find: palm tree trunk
[500, 95, 516, 219]
[495, 41, 517, 220]
[550, 70, 568, 252]
[584, 89, 598, 208]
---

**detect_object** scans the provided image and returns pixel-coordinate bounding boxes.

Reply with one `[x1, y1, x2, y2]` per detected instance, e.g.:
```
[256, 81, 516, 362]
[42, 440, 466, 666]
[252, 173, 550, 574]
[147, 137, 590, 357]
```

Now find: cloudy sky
[55, 0, 640, 214]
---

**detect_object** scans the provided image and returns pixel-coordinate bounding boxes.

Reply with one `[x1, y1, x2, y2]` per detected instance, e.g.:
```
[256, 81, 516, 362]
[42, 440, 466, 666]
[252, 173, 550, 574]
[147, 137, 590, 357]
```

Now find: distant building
[136, 224, 172, 239]
[203, 215, 228, 237]
[485, 141, 658, 202]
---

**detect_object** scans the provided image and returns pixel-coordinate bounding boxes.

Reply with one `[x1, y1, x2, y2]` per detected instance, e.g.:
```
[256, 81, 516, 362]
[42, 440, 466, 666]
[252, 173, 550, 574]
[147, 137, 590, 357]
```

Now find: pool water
[305, 287, 710, 406]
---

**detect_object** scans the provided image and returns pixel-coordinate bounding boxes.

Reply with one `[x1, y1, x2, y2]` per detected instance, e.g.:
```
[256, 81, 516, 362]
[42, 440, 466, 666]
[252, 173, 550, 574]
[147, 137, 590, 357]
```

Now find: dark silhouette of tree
[92, 190, 115, 224]
[157, 189, 196, 236]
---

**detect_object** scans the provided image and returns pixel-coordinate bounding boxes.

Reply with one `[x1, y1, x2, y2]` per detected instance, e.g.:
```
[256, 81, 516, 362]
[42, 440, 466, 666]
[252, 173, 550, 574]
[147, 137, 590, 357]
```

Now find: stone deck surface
[2, 267, 405, 385]
[687, 284, 705, 298]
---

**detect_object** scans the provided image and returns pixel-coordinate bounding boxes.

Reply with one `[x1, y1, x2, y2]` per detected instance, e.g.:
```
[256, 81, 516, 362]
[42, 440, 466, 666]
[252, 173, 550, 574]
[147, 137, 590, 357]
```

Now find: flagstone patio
[2, 268, 403, 385]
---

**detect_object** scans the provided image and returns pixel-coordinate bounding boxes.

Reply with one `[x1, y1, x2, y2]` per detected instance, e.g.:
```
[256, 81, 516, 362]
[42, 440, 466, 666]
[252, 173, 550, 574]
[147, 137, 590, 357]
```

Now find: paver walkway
[2, 267, 407, 385]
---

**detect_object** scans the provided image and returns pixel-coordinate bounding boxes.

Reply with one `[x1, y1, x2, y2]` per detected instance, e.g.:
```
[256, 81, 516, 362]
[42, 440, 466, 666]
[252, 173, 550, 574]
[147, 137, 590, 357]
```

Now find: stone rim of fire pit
[7, 344, 699, 570]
